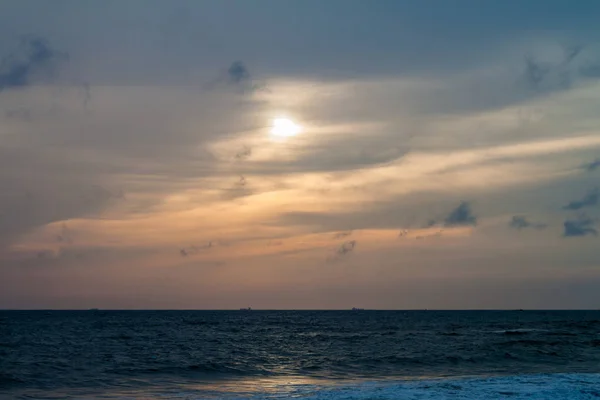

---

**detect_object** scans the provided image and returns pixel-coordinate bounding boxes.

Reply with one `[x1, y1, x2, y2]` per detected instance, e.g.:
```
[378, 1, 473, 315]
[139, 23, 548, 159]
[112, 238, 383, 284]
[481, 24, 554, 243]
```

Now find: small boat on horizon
[351, 307, 364, 311]
[240, 307, 252, 311]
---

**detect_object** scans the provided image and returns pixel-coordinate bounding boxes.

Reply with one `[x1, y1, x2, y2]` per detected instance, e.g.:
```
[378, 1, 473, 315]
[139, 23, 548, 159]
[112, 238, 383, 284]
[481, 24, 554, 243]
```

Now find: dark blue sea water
[2, 310, 600, 399]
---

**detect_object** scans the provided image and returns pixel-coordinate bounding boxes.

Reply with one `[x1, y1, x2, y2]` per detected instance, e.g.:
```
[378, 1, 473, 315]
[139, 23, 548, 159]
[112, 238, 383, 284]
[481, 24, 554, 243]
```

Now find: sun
[270, 118, 301, 139]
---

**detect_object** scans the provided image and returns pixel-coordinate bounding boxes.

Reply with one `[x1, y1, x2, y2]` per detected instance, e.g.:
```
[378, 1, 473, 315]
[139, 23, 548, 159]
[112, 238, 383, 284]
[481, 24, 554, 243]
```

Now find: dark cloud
[325, 239, 357, 263]
[508, 216, 547, 230]
[444, 202, 477, 227]
[0, 36, 67, 92]
[235, 146, 252, 160]
[204, 61, 267, 94]
[337, 240, 356, 255]
[227, 61, 250, 84]
[178, 242, 213, 257]
[580, 158, 600, 172]
[562, 188, 599, 211]
[226, 61, 268, 92]
[563, 215, 598, 238]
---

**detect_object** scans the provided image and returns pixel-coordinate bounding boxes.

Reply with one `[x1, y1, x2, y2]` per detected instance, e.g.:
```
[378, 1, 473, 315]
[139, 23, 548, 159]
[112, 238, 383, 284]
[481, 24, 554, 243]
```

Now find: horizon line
[1, 308, 599, 311]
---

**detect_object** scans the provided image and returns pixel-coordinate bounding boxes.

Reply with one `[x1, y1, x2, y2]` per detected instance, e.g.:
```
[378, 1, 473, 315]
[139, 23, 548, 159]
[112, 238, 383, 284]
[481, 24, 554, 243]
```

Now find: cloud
[220, 175, 254, 200]
[0, 178, 122, 252]
[238, 175, 247, 187]
[562, 188, 599, 211]
[55, 223, 73, 244]
[0, 79, 264, 251]
[0, 36, 66, 92]
[522, 45, 583, 92]
[444, 202, 477, 227]
[205, 61, 266, 93]
[523, 56, 551, 89]
[228, 61, 251, 84]
[325, 239, 356, 262]
[581, 158, 600, 172]
[563, 215, 598, 237]
[5, 2, 600, 309]
[235, 146, 252, 160]
[179, 242, 213, 257]
[508, 216, 547, 230]
[337, 240, 356, 255]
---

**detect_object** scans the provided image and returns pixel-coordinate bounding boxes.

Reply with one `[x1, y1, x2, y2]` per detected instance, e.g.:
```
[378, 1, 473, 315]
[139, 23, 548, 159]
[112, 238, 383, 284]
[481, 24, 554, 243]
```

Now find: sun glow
[270, 118, 301, 139]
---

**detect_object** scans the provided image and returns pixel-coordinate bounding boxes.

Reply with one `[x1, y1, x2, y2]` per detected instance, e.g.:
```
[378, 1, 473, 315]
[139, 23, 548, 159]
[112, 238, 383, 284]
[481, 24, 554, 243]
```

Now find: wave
[495, 329, 539, 335]
[25, 373, 598, 399]
[209, 373, 600, 399]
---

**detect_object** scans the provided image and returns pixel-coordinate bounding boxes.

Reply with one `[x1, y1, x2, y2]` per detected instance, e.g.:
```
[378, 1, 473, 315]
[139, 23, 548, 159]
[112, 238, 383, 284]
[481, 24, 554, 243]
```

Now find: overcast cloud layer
[1, 0, 600, 309]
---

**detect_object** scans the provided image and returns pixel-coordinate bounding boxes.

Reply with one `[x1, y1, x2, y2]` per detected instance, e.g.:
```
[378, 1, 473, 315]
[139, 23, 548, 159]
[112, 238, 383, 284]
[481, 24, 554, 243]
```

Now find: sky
[1, 0, 600, 309]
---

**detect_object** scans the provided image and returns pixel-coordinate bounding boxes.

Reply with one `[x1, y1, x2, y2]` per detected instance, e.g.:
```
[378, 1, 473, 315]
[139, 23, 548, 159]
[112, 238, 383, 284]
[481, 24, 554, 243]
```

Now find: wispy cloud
[523, 45, 583, 91]
[508, 216, 547, 230]
[563, 215, 598, 237]
[562, 188, 599, 211]
[6, 1, 600, 309]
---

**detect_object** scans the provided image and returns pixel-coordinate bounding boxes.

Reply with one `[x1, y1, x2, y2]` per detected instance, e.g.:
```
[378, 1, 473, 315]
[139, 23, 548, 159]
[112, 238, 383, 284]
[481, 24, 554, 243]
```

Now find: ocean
[1, 310, 600, 399]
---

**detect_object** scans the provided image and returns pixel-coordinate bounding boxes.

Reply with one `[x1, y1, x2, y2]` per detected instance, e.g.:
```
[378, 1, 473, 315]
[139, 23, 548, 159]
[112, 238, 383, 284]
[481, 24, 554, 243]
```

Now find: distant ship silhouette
[240, 307, 252, 311]
[351, 307, 364, 311]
